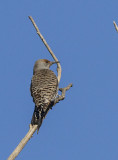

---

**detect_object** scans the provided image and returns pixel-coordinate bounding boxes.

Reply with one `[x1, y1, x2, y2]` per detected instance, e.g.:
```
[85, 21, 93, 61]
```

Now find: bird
[30, 59, 59, 131]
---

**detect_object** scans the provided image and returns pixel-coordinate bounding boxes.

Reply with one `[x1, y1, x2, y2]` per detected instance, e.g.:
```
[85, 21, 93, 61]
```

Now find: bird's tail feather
[31, 103, 53, 133]
[31, 106, 42, 133]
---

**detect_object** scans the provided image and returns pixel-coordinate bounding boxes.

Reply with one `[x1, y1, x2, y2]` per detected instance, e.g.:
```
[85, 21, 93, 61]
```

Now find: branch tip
[113, 20, 118, 32]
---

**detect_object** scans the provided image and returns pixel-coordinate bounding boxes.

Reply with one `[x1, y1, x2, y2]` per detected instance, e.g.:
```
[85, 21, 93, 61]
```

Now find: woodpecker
[30, 59, 59, 130]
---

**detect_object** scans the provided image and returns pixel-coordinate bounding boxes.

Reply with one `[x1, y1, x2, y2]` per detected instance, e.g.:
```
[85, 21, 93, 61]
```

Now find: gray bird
[30, 59, 59, 130]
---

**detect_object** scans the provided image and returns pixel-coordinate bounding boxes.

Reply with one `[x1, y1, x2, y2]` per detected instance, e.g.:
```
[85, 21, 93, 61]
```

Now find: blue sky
[0, 0, 118, 159]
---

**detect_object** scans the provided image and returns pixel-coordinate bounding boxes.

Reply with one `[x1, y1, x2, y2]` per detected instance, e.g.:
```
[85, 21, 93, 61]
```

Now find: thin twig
[54, 83, 73, 104]
[113, 21, 118, 32]
[28, 16, 61, 83]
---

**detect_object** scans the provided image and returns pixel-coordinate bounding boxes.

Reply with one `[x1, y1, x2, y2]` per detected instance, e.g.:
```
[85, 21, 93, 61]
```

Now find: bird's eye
[45, 60, 49, 63]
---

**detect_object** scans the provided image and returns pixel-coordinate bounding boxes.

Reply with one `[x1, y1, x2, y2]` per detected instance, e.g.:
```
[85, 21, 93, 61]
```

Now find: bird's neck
[33, 68, 50, 75]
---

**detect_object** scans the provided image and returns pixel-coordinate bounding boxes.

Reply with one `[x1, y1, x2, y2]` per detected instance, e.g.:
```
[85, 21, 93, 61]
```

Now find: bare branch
[28, 16, 61, 83]
[113, 21, 118, 32]
[8, 125, 38, 160]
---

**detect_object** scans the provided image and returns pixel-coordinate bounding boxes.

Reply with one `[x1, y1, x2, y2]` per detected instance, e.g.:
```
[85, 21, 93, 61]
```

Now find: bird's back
[31, 69, 58, 112]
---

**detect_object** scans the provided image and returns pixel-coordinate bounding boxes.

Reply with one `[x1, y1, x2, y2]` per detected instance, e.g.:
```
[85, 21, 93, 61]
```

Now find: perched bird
[30, 59, 59, 130]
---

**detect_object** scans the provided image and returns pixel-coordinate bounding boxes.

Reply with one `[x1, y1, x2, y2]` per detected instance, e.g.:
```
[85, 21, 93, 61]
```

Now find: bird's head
[33, 59, 59, 74]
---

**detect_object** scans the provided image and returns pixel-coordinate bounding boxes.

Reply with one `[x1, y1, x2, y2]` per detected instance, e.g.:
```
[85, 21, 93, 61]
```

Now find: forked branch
[7, 16, 72, 160]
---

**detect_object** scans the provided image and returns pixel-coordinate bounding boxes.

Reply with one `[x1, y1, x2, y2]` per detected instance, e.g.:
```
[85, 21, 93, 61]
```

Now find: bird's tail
[31, 106, 42, 132]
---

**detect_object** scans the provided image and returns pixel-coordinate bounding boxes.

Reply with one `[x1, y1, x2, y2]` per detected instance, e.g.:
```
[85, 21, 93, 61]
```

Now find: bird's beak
[51, 61, 60, 65]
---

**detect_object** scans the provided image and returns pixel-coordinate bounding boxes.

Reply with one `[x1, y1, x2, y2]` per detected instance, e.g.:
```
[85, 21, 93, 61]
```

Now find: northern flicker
[30, 59, 59, 130]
